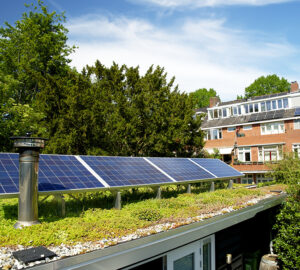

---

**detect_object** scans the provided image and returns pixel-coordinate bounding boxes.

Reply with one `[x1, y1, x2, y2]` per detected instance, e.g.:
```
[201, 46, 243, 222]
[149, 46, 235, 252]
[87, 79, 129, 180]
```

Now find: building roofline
[208, 91, 300, 110]
[201, 116, 300, 130]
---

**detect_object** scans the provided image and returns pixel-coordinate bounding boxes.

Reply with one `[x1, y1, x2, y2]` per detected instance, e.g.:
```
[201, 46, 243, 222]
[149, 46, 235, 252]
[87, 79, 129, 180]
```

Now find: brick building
[200, 82, 300, 184]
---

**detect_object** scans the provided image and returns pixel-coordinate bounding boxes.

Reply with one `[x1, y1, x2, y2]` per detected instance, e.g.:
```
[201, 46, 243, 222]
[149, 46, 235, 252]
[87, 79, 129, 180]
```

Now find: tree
[0, 0, 74, 104]
[0, 0, 75, 152]
[244, 75, 289, 99]
[189, 88, 218, 109]
[270, 155, 300, 269]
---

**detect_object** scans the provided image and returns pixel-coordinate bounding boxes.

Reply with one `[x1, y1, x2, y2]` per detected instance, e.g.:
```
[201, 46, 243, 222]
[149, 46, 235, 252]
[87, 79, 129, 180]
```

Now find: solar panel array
[248, 110, 285, 123]
[0, 153, 243, 197]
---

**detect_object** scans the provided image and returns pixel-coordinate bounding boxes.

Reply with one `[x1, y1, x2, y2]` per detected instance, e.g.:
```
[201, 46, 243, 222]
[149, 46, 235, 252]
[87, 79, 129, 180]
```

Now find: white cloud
[66, 15, 296, 101]
[129, 0, 293, 8]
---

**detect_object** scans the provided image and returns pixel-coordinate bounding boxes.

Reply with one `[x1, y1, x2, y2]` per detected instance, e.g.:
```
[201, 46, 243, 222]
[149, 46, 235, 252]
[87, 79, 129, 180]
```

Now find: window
[241, 174, 253, 184]
[208, 110, 213, 120]
[261, 121, 284, 135]
[294, 119, 300, 130]
[258, 145, 283, 162]
[227, 127, 236, 132]
[207, 129, 222, 140]
[257, 174, 273, 183]
[278, 99, 282, 109]
[261, 102, 266, 112]
[293, 144, 300, 158]
[167, 236, 215, 270]
[238, 106, 242, 115]
[244, 104, 249, 114]
[272, 100, 277, 110]
[283, 98, 289, 108]
[238, 147, 251, 162]
[222, 108, 227, 118]
[266, 101, 271, 111]
[254, 103, 259, 112]
[249, 104, 254, 113]
[213, 110, 218, 118]
[243, 125, 252, 130]
[233, 107, 238, 115]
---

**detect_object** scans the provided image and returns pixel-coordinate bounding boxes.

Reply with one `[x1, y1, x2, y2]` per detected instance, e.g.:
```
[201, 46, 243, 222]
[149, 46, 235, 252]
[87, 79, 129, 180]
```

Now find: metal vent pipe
[10, 136, 46, 229]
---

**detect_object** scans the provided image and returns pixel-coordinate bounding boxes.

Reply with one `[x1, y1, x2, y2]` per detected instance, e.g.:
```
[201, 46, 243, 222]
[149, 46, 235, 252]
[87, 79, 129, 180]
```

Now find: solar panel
[295, 107, 300, 116]
[1, 153, 242, 197]
[0, 153, 19, 194]
[38, 155, 104, 192]
[248, 114, 258, 122]
[274, 109, 284, 119]
[190, 158, 243, 178]
[80, 156, 173, 187]
[0, 153, 105, 196]
[146, 157, 215, 181]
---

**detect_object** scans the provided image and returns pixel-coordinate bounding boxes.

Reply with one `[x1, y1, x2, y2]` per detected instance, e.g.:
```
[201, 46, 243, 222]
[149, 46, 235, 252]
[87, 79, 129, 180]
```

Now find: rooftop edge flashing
[29, 193, 285, 270]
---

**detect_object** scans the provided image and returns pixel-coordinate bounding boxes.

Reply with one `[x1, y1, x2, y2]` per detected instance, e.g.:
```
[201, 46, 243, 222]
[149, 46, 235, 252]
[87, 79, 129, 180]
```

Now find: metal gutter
[29, 194, 285, 270]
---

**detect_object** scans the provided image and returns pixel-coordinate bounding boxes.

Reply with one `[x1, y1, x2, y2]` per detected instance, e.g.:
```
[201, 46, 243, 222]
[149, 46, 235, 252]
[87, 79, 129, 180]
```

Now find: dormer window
[222, 108, 227, 117]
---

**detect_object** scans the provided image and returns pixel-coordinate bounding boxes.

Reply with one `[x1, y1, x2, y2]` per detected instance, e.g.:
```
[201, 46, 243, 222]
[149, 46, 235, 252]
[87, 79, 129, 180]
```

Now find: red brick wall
[204, 119, 300, 170]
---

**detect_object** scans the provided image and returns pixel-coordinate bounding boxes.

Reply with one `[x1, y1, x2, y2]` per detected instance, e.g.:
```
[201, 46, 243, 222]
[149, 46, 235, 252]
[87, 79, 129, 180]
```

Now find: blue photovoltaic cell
[0, 153, 104, 195]
[191, 158, 243, 178]
[0, 153, 19, 194]
[38, 155, 104, 192]
[147, 157, 215, 181]
[80, 156, 173, 187]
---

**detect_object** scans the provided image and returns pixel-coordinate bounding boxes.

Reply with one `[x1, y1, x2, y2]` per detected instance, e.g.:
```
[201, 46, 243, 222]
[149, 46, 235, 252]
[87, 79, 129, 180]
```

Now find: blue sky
[1, 0, 300, 101]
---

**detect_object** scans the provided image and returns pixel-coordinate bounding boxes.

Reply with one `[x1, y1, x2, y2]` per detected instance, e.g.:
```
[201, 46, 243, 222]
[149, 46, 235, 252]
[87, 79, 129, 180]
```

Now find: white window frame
[261, 121, 284, 135]
[294, 119, 300, 130]
[243, 125, 252, 130]
[167, 235, 215, 270]
[293, 144, 300, 158]
[238, 147, 251, 162]
[258, 145, 283, 162]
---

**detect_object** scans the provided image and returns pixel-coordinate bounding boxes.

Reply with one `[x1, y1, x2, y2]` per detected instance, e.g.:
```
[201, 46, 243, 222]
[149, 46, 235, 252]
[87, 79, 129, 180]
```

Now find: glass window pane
[203, 243, 212, 270]
[244, 104, 249, 113]
[266, 101, 271, 111]
[278, 99, 282, 109]
[238, 106, 241, 115]
[222, 108, 227, 117]
[272, 100, 277, 110]
[249, 104, 253, 113]
[233, 107, 237, 115]
[174, 253, 194, 270]
[245, 152, 251, 162]
[254, 103, 259, 112]
[213, 129, 218, 139]
[283, 98, 289, 108]
[261, 102, 266, 112]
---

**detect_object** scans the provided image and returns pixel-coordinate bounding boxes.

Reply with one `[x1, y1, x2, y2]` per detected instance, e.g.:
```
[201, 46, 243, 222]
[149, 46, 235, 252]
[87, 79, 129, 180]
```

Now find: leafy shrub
[273, 185, 300, 270]
[272, 155, 300, 269]
[134, 208, 162, 221]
